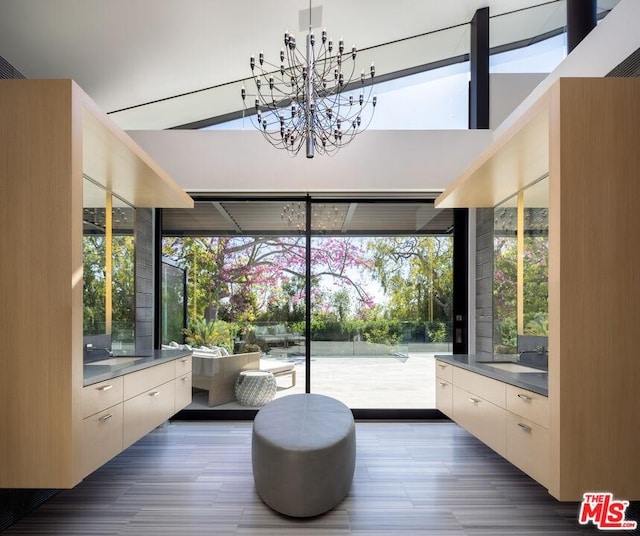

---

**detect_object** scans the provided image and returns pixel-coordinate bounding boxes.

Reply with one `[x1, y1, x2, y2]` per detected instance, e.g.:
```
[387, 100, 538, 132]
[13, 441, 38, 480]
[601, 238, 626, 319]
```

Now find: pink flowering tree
[162, 235, 373, 326]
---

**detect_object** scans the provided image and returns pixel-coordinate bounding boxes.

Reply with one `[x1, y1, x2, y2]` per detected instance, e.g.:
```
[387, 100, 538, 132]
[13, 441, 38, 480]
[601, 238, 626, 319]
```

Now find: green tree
[369, 236, 454, 323]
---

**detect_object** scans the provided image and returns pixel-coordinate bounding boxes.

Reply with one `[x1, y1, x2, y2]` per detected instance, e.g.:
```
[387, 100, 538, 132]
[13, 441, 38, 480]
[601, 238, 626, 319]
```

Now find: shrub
[183, 318, 234, 353]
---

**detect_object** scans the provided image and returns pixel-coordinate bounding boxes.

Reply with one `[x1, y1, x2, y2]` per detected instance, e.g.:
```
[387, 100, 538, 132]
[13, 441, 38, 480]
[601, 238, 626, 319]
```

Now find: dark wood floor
[2, 421, 630, 535]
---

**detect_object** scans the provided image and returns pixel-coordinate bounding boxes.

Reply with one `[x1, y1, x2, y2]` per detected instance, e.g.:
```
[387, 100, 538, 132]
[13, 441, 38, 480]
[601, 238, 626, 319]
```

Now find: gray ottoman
[252, 393, 356, 518]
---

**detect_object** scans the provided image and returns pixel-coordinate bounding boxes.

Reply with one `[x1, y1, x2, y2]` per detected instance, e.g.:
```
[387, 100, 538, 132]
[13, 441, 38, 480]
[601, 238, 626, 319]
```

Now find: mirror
[520, 178, 548, 360]
[111, 196, 136, 352]
[492, 177, 549, 356]
[83, 178, 136, 358]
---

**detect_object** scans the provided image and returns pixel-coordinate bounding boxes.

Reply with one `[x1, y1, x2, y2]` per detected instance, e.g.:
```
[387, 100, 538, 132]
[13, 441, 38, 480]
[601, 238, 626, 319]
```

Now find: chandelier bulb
[243, 25, 376, 156]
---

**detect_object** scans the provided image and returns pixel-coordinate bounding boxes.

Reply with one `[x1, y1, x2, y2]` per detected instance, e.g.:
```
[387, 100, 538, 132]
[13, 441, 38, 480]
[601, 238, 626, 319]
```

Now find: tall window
[161, 198, 454, 412]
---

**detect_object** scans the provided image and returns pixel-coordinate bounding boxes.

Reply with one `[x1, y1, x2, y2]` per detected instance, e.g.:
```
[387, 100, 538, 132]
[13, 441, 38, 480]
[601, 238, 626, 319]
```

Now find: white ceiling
[0, 0, 619, 130]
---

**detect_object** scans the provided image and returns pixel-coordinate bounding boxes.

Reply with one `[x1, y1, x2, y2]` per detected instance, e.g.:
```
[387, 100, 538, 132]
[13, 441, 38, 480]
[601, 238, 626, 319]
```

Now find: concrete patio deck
[188, 349, 452, 410]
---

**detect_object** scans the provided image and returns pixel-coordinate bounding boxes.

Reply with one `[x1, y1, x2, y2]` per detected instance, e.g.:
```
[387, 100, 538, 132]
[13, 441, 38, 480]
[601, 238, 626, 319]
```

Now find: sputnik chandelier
[241, 5, 377, 158]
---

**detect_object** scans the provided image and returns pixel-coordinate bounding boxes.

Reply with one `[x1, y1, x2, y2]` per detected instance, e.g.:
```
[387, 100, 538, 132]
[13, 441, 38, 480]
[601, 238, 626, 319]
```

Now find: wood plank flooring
[2, 421, 628, 535]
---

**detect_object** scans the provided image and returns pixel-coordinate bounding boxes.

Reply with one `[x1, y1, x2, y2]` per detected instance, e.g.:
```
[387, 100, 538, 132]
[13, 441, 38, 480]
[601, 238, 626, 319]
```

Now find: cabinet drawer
[436, 378, 453, 418]
[175, 373, 192, 413]
[506, 385, 549, 429]
[453, 367, 506, 408]
[83, 377, 124, 418]
[435, 360, 453, 382]
[123, 380, 175, 449]
[175, 355, 192, 376]
[506, 412, 549, 488]
[82, 404, 123, 477]
[123, 361, 175, 400]
[453, 386, 506, 457]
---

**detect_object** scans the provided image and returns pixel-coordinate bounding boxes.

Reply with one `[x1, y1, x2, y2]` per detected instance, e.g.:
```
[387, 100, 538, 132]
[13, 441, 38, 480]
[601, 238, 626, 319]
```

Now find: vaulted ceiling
[0, 0, 619, 130]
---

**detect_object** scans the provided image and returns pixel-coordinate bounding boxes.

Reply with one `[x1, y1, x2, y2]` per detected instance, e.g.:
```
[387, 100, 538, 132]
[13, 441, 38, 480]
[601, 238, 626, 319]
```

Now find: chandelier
[241, 8, 377, 158]
[281, 202, 346, 231]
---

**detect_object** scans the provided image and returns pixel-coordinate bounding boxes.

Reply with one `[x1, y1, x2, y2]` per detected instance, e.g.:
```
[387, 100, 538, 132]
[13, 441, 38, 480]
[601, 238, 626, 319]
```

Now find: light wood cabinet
[0, 80, 193, 488]
[82, 355, 192, 472]
[452, 384, 506, 457]
[435, 363, 453, 418]
[441, 360, 547, 486]
[175, 373, 193, 413]
[505, 412, 549, 488]
[82, 377, 124, 420]
[436, 78, 640, 500]
[82, 405, 124, 477]
[123, 380, 176, 449]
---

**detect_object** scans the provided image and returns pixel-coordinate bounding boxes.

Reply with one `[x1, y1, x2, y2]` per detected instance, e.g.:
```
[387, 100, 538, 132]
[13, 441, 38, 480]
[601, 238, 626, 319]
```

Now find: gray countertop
[434, 354, 548, 397]
[83, 349, 191, 387]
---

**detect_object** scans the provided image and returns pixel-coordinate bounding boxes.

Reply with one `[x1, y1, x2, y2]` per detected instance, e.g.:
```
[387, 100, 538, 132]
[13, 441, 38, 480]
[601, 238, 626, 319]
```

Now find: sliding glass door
[161, 197, 454, 412]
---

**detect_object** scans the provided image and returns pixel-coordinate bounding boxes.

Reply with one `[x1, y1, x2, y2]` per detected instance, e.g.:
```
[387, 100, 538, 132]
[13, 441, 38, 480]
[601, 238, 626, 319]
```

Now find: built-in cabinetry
[0, 80, 194, 488]
[436, 360, 549, 488]
[436, 78, 640, 500]
[82, 355, 192, 476]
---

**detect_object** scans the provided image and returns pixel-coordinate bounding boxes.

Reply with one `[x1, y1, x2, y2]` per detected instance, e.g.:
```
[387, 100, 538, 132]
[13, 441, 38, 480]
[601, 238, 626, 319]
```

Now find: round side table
[235, 371, 277, 406]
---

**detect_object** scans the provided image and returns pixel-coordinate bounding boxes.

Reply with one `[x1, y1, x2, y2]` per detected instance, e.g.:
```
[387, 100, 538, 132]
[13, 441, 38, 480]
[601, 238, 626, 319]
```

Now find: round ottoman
[235, 371, 277, 406]
[252, 393, 356, 518]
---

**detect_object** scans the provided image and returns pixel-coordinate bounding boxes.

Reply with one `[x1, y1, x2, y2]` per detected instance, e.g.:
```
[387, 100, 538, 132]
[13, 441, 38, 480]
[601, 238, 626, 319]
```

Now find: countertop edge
[435, 354, 548, 397]
[83, 349, 192, 387]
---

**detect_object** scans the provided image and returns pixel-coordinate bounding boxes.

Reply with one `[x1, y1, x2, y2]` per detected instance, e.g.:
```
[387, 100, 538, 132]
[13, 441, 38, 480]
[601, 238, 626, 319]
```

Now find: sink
[86, 357, 144, 366]
[482, 362, 544, 373]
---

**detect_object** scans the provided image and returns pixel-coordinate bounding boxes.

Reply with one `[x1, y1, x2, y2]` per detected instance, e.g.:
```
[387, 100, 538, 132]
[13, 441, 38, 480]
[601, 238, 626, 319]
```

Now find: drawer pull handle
[149, 391, 161, 397]
[468, 397, 480, 404]
[517, 393, 532, 401]
[98, 385, 113, 391]
[181, 358, 189, 363]
[181, 376, 188, 382]
[438, 363, 447, 369]
[439, 382, 448, 387]
[99, 413, 113, 422]
[517, 422, 532, 432]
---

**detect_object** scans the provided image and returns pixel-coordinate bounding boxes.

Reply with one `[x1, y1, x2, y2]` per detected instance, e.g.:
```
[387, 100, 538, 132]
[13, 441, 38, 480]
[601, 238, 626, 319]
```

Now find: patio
[188, 345, 452, 410]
